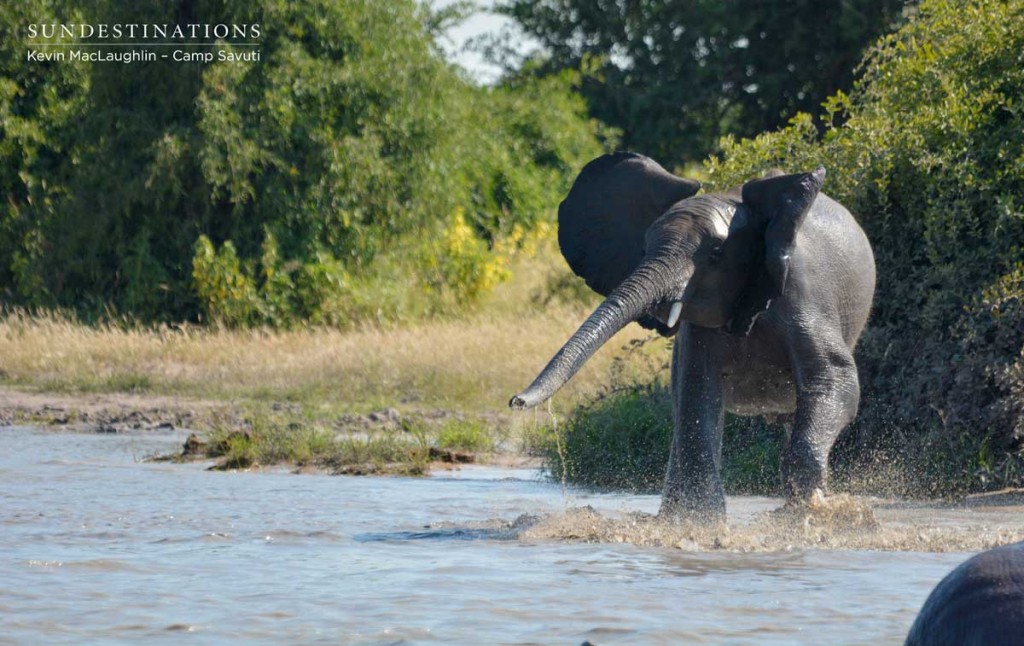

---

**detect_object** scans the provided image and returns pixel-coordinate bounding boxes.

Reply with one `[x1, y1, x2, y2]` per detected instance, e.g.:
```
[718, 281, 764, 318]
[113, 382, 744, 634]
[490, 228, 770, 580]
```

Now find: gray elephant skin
[510, 152, 876, 520]
[906, 542, 1024, 645]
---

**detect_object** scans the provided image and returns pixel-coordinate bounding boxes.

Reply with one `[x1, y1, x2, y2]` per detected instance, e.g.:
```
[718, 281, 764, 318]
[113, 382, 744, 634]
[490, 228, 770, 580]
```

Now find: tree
[499, 0, 904, 165]
[0, 0, 606, 324]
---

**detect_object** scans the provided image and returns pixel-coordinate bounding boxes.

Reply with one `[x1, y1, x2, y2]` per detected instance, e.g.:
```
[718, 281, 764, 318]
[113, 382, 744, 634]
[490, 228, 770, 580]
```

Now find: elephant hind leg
[783, 340, 861, 500]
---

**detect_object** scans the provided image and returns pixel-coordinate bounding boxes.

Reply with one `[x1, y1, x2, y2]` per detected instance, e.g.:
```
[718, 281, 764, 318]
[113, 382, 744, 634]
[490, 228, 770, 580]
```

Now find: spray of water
[455, 491, 1024, 553]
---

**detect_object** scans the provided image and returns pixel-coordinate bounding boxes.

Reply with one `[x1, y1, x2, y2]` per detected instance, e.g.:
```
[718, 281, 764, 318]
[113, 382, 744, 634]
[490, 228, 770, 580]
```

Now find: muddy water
[1, 427, 1021, 644]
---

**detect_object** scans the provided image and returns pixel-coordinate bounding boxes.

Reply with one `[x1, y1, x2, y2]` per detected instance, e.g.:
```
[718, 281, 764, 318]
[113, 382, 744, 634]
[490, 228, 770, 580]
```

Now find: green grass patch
[201, 412, 432, 475]
[515, 419, 558, 457]
[436, 418, 493, 452]
[102, 373, 153, 394]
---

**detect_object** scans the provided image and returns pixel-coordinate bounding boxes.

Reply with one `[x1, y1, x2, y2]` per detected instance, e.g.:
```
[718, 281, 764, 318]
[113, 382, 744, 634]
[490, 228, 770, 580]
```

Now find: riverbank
[0, 386, 546, 473]
[0, 305, 666, 473]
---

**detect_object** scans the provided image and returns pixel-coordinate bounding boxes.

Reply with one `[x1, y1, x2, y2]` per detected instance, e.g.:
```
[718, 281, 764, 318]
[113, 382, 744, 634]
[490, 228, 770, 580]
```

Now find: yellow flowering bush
[191, 236, 260, 327]
[422, 209, 511, 303]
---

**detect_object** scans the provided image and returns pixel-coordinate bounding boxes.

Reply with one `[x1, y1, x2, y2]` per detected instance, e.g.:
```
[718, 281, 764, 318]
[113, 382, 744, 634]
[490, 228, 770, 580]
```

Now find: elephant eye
[708, 245, 724, 264]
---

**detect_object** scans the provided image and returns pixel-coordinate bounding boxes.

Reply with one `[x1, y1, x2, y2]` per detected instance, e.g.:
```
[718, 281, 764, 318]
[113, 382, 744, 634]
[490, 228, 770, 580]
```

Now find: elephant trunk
[510, 261, 670, 410]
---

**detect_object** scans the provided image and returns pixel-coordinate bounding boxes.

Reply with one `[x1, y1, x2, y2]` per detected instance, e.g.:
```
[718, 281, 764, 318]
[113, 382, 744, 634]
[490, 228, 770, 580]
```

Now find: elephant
[509, 152, 875, 521]
[905, 541, 1024, 645]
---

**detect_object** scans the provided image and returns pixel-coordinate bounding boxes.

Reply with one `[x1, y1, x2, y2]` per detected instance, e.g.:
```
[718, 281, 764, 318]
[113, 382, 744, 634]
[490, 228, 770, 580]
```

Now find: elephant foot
[781, 454, 828, 502]
[657, 494, 726, 526]
[767, 489, 878, 532]
[781, 487, 827, 509]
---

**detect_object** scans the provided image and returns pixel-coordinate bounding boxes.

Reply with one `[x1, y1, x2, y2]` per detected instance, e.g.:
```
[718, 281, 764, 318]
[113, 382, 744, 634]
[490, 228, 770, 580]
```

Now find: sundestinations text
[26, 23, 261, 41]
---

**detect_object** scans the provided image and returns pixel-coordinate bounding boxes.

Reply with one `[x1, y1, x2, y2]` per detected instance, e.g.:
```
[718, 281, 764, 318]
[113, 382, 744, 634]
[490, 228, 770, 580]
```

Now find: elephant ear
[726, 167, 826, 336]
[558, 152, 701, 299]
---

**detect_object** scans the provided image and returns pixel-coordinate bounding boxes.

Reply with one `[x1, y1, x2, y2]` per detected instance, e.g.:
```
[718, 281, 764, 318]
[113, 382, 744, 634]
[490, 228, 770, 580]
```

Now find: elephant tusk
[667, 301, 683, 328]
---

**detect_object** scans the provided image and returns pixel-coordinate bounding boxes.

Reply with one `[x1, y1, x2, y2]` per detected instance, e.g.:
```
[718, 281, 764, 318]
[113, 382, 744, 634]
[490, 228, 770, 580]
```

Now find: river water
[1, 426, 1021, 644]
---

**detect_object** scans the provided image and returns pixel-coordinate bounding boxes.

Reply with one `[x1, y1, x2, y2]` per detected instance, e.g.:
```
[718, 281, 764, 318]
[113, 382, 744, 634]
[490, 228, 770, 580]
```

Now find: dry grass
[1, 246, 672, 475]
[0, 302, 666, 417]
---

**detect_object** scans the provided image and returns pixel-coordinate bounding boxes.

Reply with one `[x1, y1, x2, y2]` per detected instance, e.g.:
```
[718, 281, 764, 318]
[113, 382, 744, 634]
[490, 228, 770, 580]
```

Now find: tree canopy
[0, 0, 607, 325]
[499, 0, 904, 165]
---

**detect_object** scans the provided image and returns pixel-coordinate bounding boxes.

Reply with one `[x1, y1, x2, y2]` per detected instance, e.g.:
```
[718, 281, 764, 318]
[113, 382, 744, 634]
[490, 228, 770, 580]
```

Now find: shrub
[549, 373, 785, 495]
[548, 380, 671, 493]
[420, 209, 513, 305]
[191, 236, 260, 327]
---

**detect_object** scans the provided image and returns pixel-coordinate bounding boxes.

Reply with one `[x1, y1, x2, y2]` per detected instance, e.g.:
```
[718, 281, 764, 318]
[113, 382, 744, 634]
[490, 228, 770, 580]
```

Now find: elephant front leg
[660, 325, 726, 523]
[783, 340, 860, 500]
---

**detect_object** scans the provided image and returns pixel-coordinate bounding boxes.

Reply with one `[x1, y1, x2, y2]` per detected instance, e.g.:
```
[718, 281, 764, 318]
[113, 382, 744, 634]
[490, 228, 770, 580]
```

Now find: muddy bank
[0, 387, 540, 473]
[1, 387, 502, 434]
[0, 388, 218, 433]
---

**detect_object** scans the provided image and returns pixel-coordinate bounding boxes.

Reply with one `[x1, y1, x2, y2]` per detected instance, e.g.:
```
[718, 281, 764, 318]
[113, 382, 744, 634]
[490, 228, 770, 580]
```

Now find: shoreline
[0, 386, 545, 473]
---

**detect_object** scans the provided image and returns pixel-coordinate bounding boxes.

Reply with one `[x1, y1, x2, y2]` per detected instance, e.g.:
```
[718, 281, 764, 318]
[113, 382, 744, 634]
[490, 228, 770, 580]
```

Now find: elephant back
[905, 541, 1024, 645]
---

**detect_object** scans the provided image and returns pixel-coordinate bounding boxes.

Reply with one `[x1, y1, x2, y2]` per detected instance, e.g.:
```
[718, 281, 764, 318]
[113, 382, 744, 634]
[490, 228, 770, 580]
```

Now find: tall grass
[0, 251, 657, 416]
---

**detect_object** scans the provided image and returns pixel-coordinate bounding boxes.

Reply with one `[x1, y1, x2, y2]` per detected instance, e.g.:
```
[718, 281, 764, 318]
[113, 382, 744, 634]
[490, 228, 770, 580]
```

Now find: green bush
[191, 236, 260, 327]
[1, 0, 607, 325]
[419, 209, 513, 306]
[548, 374, 785, 495]
[548, 381, 671, 493]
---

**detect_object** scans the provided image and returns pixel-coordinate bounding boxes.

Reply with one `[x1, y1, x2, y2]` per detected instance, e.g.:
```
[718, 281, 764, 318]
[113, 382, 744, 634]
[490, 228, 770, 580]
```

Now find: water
[0, 426, 1015, 644]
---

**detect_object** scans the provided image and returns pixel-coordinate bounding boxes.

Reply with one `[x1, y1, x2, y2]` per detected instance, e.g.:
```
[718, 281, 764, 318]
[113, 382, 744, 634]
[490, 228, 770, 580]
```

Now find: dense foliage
[547, 344, 784, 496]
[708, 0, 1024, 492]
[498, 0, 903, 166]
[556, 0, 1024, 495]
[0, 0, 607, 325]
[549, 380, 672, 493]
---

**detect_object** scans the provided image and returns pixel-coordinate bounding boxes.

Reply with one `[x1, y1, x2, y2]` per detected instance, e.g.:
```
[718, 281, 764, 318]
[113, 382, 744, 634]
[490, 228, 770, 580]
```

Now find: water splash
[505, 493, 1024, 553]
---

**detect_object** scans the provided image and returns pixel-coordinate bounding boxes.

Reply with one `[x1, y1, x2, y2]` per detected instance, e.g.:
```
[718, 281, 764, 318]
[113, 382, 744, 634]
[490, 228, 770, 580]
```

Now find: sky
[428, 0, 538, 84]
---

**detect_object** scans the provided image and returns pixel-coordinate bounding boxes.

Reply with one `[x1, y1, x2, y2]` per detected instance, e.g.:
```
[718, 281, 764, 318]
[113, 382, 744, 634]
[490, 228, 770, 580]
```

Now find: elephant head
[510, 152, 825, 410]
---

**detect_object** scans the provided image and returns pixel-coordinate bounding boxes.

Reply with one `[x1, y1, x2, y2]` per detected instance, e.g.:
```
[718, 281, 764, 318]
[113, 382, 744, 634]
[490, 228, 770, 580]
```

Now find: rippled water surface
[0, 426, 1005, 644]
